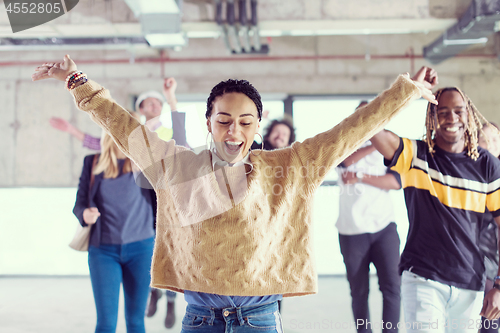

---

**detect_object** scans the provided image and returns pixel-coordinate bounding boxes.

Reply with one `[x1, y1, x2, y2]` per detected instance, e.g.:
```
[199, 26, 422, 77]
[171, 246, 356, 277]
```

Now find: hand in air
[163, 77, 178, 104]
[410, 66, 438, 105]
[49, 117, 72, 132]
[31, 54, 78, 82]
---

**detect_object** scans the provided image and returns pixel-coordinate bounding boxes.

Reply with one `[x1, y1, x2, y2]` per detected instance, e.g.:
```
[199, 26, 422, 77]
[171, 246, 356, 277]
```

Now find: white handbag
[69, 224, 93, 251]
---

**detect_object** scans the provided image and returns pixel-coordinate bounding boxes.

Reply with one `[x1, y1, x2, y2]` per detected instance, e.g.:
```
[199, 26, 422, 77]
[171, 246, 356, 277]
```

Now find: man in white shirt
[336, 102, 402, 333]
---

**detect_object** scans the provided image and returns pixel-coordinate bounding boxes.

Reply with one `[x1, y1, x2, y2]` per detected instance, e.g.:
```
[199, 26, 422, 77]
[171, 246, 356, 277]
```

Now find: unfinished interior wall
[1, 32, 499, 187]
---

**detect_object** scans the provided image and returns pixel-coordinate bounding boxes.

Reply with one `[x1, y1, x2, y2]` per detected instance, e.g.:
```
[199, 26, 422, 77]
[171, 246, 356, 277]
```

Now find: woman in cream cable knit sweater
[33, 55, 437, 333]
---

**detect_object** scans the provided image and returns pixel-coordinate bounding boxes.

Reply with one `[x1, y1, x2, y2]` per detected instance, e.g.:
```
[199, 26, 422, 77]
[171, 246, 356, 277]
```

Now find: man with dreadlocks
[371, 86, 500, 332]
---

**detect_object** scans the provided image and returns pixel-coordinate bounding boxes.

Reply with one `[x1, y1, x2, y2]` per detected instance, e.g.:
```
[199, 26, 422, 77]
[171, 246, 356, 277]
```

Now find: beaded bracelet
[68, 72, 84, 84]
[66, 72, 87, 91]
[68, 73, 84, 86]
[68, 76, 88, 90]
[65, 71, 81, 89]
[66, 71, 87, 90]
[68, 78, 87, 91]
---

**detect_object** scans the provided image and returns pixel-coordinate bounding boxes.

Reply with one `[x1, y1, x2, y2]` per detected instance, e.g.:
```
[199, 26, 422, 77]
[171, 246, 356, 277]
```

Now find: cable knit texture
[71, 75, 420, 297]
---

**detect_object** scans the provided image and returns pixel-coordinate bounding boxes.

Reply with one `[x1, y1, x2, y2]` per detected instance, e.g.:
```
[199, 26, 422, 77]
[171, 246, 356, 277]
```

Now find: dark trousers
[339, 222, 401, 333]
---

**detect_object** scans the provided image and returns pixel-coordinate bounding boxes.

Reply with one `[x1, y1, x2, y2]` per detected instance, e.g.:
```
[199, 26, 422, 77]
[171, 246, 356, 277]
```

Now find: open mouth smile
[224, 140, 244, 154]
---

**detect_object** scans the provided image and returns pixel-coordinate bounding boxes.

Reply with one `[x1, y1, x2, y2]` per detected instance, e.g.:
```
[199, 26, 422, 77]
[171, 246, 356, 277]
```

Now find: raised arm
[49, 117, 85, 142]
[33, 55, 185, 187]
[292, 67, 437, 189]
[163, 77, 178, 112]
[370, 130, 401, 161]
[164, 77, 189, 147]
[370, 67, 437, 161]
[50, 117, 101, 150]
[82, 134, 102, 151]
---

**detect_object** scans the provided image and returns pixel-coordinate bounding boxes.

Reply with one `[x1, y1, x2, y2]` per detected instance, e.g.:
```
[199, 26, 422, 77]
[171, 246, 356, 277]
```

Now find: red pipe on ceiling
[0, 53, 495, 67]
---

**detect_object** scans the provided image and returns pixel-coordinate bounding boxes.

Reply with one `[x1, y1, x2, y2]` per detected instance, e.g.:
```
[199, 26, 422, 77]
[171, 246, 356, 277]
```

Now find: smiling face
[139, 97, 163, 121]
[434, 90, 468, 153]
[207, 92, 260, 163]
[268, 124, 291, 149]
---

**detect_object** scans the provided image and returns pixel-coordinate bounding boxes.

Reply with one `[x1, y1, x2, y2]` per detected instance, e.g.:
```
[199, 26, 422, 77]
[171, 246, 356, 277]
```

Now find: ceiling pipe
[226, 0, 242, 53]
[250, 0, 261, 52]
[214, 0, 267, 55]
[215, 0, 232, 52]
[239, 0, 252, 53]
[2, 53, 496, 67]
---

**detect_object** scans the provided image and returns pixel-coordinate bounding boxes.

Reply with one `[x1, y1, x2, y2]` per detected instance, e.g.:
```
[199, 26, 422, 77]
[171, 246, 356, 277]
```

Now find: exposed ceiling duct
[124, 0, 187, 49]
[423, 0, 500, 64]
[0, 0, 466, 52]
[215, 0, 268, 54]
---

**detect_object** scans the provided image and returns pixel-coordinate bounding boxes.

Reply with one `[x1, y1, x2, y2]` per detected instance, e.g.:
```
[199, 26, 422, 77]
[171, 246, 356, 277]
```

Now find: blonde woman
[73, 131, 156, 333]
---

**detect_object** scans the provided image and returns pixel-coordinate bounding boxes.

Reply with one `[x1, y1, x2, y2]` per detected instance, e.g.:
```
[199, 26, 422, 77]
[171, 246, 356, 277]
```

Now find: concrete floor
[0, 275, 406, 333]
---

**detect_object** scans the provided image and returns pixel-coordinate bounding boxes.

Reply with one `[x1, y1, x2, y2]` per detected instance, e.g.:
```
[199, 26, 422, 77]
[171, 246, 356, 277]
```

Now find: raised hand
[410, 66, 438, 105]
[31, 54, 77, 82]
[83, 207, 100, 225]
[163, 77, 178, 105]
[49, 117, 72, 132]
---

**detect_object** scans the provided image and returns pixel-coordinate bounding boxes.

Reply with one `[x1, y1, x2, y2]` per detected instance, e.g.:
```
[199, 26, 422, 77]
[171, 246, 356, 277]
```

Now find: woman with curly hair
[33, 55, 436, 333]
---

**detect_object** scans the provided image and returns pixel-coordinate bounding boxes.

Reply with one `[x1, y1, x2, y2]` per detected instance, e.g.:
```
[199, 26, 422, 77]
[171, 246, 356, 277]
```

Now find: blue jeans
[181, 301, 283, 333]
[88, 237, 154, 333]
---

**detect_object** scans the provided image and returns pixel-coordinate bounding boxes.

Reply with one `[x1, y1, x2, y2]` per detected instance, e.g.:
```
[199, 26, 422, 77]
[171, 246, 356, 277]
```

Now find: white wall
[0, 187, 409, 276]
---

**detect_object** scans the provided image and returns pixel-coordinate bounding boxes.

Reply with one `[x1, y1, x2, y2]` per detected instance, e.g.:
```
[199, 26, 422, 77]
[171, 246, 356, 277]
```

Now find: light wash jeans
[88, 237, 154, 333]
[181, 301, 282, 333]
[401, 270, 484, 333]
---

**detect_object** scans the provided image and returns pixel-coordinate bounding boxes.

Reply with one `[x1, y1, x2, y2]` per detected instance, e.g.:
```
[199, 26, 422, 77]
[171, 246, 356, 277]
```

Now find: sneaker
[146, 288, 162, 317]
